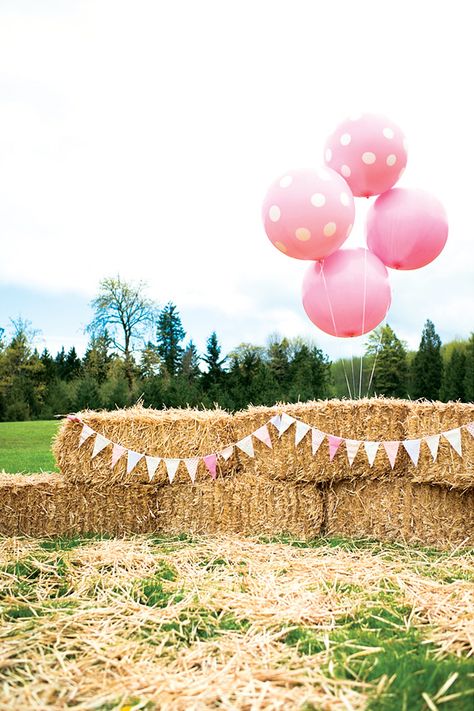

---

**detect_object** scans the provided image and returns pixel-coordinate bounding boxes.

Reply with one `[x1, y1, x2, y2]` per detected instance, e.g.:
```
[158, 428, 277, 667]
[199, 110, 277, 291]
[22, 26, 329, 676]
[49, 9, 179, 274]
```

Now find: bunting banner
[67, 413, 474, 485]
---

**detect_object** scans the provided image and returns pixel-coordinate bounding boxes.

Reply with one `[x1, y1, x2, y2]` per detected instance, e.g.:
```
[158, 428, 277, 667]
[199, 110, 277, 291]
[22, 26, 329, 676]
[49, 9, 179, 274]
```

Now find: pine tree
[441, 347, 466, 401]
[64, 347, 82, 380]
[412, 320, 443, 400]
[156, 302, 186, 377]
[366, 324, 408, 397]
[464, 333, 474, 402]
[180, 341, 201, 381]
[202, 332, 226, 387]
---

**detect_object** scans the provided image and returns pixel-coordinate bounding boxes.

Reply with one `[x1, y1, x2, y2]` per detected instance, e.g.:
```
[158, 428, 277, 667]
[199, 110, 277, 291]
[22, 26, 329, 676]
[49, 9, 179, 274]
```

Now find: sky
[0, 0, 473, 360]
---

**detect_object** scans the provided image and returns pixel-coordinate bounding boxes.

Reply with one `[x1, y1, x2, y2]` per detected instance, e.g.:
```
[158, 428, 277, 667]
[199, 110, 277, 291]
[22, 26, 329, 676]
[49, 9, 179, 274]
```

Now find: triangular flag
[236, 436, 254, 457]
[295, 421, 311, 446]
[328, 435, 343, 462]
[219, 445, 234, 461]
[345, 439, 361, 466]
[443, 428, 462, 457]
[184, 457, 200, 483]
[383, 441, 400, 469]
[127, 450, 144, 474]
[203, 454, 218, 480]
[91, 434, 110, 459]
[277, 413, 296, 437]
[164, 458, 180, 483]
[111, 443, 126, 468]
[269, 414, 281, 430]
[424, 434, 440, 461]
[145, 456, 161, 481]
[253, 424, 272, 449]
[312, 428, 325, 455]
[364, 441, 380, 468]
[78, 424, 94, 448]
[403, 439, 421, 466]
[465, 422, 474, 438]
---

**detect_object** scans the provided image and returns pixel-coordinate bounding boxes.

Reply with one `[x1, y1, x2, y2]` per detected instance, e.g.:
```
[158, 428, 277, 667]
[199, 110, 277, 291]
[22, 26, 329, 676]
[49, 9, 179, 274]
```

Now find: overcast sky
[0, 0, 473, 360]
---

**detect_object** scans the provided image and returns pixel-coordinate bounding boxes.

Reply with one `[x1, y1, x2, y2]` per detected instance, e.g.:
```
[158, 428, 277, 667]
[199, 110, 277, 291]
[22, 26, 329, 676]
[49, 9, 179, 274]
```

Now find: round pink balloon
[262, 168, 355, 260]
[366, 188, 448, 270]
[324, 113, 407, 197]
[302, 248, 391, 337]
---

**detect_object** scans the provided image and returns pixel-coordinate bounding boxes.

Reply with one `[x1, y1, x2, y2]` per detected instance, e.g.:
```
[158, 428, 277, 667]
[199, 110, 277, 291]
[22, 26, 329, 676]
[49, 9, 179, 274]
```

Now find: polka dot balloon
[324, 113, 407, 197]
[262, 168, 355, 260]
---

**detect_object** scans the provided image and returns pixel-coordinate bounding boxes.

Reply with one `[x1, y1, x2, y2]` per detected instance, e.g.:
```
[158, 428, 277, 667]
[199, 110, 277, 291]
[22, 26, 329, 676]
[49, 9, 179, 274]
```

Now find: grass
[0, 420, 59, 473]
[0, 534, 472, 710]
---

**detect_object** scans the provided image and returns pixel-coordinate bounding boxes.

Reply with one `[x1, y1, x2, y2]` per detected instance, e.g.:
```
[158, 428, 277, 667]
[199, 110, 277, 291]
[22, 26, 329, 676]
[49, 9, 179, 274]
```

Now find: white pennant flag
[91, 434, 110, 459]
[127, 450, 144, 474]
[145, 456, 161, 481]
[403, 439, 421, 466]
[424, 434, 440, 461]
[236, 436, 254, 457]
[184, 457, 200, 483]
[364, 441, 380, 467]
[164, 458, 180, 483]
[219, 445, 234, 461]
[277, 413, 296, 437]
[78, 424, 94, 448]
[295, 421, 311, 446]
[253, 425, 272, 448]
[443, 428, 462, 457]
[345, 439, 361, 466]
[312, 428, 325, 455]
[269, 414, 281, 430]
[465, 422, 474, 438]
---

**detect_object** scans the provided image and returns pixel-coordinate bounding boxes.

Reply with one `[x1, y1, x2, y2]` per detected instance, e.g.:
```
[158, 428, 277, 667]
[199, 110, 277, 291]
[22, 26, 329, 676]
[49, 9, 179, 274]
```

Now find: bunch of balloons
[262, 113, 448, 338]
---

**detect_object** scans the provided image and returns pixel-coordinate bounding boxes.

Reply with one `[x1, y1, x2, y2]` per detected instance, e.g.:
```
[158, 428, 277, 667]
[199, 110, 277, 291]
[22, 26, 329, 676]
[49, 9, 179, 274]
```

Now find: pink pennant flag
[424, 434, 440, 461]
[278, 413, 296, 437]
[295, 420, 311, 446]
[78, 424, 94, 448]
[164, 458, 180, 483]
[91, 434, 110, 459]
[364, 441, 380, 468]
[328, 435, 343, 462]
[312, 428, 325, 455]
[127, 450, 144, 474]
[111, 443, 126, 468]
[219, 446, 234, 461]
[465, 422, 474, 438]
[145, 456, 161, 481]
[203, 454, 218, 480]
[443, 428, 462, 457]
[403, 439, 421, 466]
[253, 424, 272, 449]
[236, 436, 254, 457]
[345, 439, 361, 466]
[67, 414, 82, 423]
[269, 414, 281, 430]
[184, 457, 200, 483]
[383, 441, 400, 469]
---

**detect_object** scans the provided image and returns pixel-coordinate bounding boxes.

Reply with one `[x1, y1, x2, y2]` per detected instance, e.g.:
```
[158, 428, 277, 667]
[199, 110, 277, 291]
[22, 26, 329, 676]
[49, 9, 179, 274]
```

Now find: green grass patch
[0, 420, 59, 473]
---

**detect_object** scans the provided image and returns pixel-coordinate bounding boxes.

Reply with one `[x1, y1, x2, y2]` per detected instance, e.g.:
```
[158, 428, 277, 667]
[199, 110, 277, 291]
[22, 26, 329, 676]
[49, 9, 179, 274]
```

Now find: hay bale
[233, 398, 410, 484]
[53, 405, 239, 488]
[403, 401, 474, 489]
[325, 478, 474, 547]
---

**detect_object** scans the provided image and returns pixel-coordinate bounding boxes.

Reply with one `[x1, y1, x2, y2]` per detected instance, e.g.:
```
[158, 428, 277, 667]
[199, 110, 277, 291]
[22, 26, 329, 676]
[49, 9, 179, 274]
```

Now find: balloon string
[350, 343, 356, 400]
[359, 248, 368, 399]
[366, 323, 383, 397]
[321, 262, 352, 399]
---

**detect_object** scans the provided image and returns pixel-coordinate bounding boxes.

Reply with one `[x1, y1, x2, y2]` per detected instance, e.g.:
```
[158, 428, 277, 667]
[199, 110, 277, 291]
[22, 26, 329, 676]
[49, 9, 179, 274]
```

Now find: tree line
[0, 277, 472, 421]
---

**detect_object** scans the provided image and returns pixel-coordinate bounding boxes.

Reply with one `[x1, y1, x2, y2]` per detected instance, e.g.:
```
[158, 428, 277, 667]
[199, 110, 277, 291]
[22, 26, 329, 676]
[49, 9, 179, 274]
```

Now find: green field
[0, 420, 60, 473]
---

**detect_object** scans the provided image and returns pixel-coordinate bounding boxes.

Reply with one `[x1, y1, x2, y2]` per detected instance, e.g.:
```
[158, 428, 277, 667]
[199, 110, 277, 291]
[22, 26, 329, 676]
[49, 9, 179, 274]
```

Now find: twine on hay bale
[404, 400, 474, 489]
[53, 404, 239, 488]
[233, 397, 411, 484]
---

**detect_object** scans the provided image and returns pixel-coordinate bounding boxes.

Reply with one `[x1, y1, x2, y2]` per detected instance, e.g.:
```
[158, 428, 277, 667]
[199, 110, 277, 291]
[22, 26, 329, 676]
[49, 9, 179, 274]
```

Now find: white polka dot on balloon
[295, 227, 311, 241]
[275, 241, 287, 253]
[310, 193, 326, 207]
[340, 192, 350, 206]
[269, 205, 280, 222]
[323, 222, 336, 237]
[362, 152, 376, 165]
[325, 148, 332, 162]
[279, 175, 293, 188]
[383, 127, 394, 139]
[341, 164, 351, 177]
[386, 154, 397, 166]
[340, 133, 351, 146]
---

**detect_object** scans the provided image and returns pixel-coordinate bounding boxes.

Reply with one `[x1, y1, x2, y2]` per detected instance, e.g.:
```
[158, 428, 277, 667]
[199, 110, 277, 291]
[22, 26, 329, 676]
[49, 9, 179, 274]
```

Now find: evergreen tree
[267, 336, 290, 397]
[366, 324, 408, 397]
[180, 341, 201, 381]
[287, 339, 331, 402]
[412, 320, 443, 400]
[64, 347, 82, 380]
[0, 321, 46, 420]
[441, 347, 466, 401]
[82, 332, 114, 384]
[40, 349, 56, 384]
[156, 302, 185, 376]
[464, 333, 474, 402]
[202, 332, 226, 387]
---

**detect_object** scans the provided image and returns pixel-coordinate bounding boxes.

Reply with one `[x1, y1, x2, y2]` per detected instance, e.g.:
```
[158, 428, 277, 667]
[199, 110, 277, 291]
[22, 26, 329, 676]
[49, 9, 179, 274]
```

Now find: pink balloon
[262, 168, 355, 260]
[366, 188, 448, 270]
[324, 113, 407, 197]
[302, 248, 391, 337]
